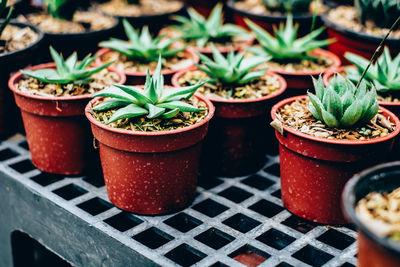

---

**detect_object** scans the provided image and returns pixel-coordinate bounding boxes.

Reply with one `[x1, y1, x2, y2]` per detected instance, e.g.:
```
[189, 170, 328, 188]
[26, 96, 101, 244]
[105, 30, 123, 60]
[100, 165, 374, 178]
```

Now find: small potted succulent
[246, 15, 340, 94]
[227, 0, 328, 36]
[271, 74, 400, 224]
[85, 56, 215, 214]
[322, 0, 400, 63]
[96, 19, 199, 85]
[0, 0, 43, 137]
[96, 0, 185, 33]
[20, 0, 118, 57]
[342, 161, 400, 267]
[162, 3, 253, 56]
[172, 45, 287, 177]
[8, 47, 126, 175]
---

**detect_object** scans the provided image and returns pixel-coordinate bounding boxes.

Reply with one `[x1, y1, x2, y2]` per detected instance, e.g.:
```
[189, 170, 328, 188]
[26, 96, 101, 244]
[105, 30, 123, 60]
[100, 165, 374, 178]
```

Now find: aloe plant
[345, 47, 400, 92]
[100, 19, 184, 62]
[196, 44, 270, 85]
[356, 0, 400, 29]
[92, 56, 205, 123]
[246, 15, 333, 62]
[172, 3, 248, 47]
[22, 46, 112, 84]
[44, 0, 78, 20]
[0, 0, 13, 38]
[262, 0, 313, 14]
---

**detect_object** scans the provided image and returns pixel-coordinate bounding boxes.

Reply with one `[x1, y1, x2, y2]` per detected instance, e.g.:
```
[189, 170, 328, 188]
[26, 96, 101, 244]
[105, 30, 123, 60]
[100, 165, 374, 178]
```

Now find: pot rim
[172, 68, 287, 104]
[324, 65, 400, 107]
[85, 93, 215, 137]
[271, 95, 400, 145]
[342, 161, 400, 256]
[257, 48, 341, 76]
[226, 0, 326, 20]
[322, 10, 400, 44]
[8, 62, 127, 101]
[193, 35, 255, 54]
[98, 4, 186, 20]
[0, 20, 44, 62]
[94, 47, 200, 77]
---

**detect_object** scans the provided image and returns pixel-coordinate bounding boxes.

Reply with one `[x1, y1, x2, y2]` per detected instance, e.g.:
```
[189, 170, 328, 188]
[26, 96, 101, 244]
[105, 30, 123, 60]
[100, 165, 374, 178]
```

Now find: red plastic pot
[265, 48, 341, 96]
[95, 48, 199, 85]
[85, 94, 215, 214]
[8, 63, 126, 175]
[172, 70, 287, 177]
[322, 14, 400, 64]
[271, 95, 400, 224]
[342, 161, 400, 267]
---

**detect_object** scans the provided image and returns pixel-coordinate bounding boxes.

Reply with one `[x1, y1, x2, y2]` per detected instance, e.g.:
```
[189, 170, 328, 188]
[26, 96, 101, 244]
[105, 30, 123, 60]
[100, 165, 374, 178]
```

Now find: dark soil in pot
[17, 9, 119, 59]
[342, 161, 400, 267]
[226, 0, 327, 36]
[8, 63, 126, 175]
[95, 47, 199, 85]
[173, 69, 287, 177]
[85, 94, 215, 214]
[0, 20, 44, 138]
[322, 5, 400, 64]
[271, 95, 400, 224]
[96, 0, 186, 34]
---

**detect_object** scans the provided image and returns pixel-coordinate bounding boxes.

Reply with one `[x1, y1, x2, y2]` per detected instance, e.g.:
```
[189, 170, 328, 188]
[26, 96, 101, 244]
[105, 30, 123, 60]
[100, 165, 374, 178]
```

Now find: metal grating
[0, 137, 358, 267]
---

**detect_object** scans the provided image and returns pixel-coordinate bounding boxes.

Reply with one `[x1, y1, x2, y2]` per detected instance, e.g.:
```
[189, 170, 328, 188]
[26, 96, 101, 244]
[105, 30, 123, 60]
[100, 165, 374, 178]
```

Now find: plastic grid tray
[0, 136, 357, 267]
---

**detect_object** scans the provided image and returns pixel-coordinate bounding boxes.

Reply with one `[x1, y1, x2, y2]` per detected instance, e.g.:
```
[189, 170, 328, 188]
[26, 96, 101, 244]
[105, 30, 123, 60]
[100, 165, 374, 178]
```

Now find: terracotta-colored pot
[264, 48, 341, 96]
[342, 161, 400, 267]
[94, 47, 200, 85]
[172, 70, 287, 177]
[85, 94, 215, 214]
[226, 0, 324, 36]
[322, 14, 400, 64]
[8, 63, 126, 175]
[0, 21, 44, 138]
[271, 95, 400, 224]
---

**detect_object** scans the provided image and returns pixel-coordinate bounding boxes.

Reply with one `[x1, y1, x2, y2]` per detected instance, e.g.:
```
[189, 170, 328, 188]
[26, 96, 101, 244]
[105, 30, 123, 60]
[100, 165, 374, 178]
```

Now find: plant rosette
[271, 95, 400, 224]
[85, 93, 215, 214]
[0, 20, 44, 137]
[8, 62, 126, 175]
[172, 68, 287, 177]
[226, 0, 327, 36]
[322, 5, 400, 63]
[94, 47, 200, 85]
[342, 162, 400, 267]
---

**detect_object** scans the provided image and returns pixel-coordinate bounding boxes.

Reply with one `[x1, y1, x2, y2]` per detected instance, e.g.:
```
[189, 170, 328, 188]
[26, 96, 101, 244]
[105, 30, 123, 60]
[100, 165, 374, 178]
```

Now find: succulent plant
[345, 47, 400, 92]
[0, 0, 13, 38]
[92, 56, 205, 123]
[44, 0, 79, 20]
[172, 3, 248, 47]
[196, 44, 270, 85]
[262, 0, 313, 14]
[100, 19, 184, 62]
[307, 74, 378, 128]
[245, 15, 333, 62]
[22, 46, 112, 84]
[356, 0, 400, 29]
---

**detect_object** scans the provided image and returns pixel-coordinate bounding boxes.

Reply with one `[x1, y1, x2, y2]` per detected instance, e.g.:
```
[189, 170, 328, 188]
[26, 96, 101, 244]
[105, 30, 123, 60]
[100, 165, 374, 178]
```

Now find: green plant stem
[310, 0, 318, 32]
[356, 15, 400, 90]
[0, 6, 13, 38]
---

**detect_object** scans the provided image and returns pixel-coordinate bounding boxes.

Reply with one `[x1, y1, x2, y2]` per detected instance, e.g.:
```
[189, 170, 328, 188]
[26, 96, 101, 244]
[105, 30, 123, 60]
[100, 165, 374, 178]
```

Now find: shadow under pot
[342, 161, 400, 267]
[261, 48, 341, 97]
[8, 63, 126, 175]
[0, 21, 44, 138]
[226, 0, 326, 36]
[23, 10, 119, 59]
[84, 94, 215, 214]
[322, 7, 400, 64]
[172, 70, 287, 177]
[271, 95, 400, 224]
[94, 47, 199, 85]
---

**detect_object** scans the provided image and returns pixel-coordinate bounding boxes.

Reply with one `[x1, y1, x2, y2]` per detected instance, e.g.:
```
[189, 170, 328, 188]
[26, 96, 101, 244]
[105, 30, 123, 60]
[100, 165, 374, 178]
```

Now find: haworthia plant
[100, 19, 184, 62]
[44, 0, 79, 20]
[92, 56, 205, 123]
[262, 0, 313, 14]
[356, 0, 400, 29]
[0, 0, 13, 38]
[22, 46, 112, 84]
